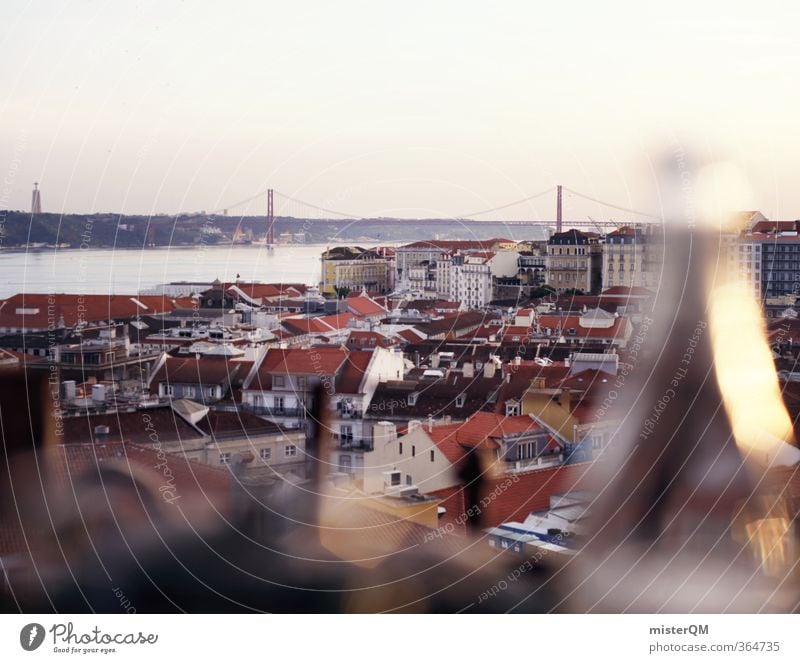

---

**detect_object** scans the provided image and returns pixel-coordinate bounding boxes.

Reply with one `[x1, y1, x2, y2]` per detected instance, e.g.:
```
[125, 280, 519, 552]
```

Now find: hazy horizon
[2, 1, 798, 221]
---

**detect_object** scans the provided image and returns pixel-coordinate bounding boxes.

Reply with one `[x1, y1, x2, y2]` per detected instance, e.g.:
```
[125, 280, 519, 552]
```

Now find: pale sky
[1, 1, 798, 221]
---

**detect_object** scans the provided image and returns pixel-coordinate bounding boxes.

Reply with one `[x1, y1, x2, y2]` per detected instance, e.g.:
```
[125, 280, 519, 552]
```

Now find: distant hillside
[0, 211, 548, 248]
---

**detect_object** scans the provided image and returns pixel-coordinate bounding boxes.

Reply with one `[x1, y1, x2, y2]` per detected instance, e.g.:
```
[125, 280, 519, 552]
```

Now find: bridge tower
[266, 188, 275, 246]
[556, 184, 562, 234]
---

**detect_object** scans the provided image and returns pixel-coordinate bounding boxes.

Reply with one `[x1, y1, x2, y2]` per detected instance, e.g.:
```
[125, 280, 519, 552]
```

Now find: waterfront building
[320, 246, 392, 296]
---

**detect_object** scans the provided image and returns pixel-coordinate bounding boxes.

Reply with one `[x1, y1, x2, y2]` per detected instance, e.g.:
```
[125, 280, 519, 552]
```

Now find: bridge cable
[562, 187, 662, 220]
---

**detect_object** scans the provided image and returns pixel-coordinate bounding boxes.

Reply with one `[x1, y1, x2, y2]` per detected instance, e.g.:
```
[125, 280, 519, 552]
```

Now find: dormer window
[407, 392, 418, 406]
[455, 394, 466, 408]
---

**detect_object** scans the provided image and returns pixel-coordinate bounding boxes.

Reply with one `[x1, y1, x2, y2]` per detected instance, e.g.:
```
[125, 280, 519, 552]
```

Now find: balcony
[333, 436, 373, 451]
[245, 405, 307, 418]
[337, 409, 363, 419]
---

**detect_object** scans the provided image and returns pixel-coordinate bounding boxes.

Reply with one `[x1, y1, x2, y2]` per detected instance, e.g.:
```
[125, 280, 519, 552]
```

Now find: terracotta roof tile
[0, 293, 185, 330]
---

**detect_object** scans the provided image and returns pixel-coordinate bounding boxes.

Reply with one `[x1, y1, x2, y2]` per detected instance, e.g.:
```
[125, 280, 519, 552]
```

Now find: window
[274, 396, 284, 411]
[285, 444, 297, 457]
[406, 474, 413, 486]
[338, 455, 352, 473]
[455, 394, 466, 407]
[399, 442, 403, 455]
[219, 452, 232, 465]
[412, 445, 416, 457]
[274, 375, 285, 388]
[297, 376, 306, 389]
[259, 448, 272, 461]
[430, 449, 435, 462]
[390, 471, 401, 486]
[340, 425, 353, 443]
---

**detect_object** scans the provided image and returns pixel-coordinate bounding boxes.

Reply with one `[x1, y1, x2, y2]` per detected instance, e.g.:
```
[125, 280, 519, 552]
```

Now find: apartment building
[438, 250, 520, 309]
[546, 229, 602, 293]
[396, 238, 515, 296]
[320, 246, 392, 296]
[602, 225, 661, 289]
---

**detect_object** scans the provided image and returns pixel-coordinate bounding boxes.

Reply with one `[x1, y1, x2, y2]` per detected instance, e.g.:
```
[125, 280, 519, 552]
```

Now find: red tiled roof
[396, 328, 426, 343]
[427, 412, 545, 464]
[347, 330, 393, 348]
[149, 356, 248, 390]
[346, 293, 387, 317]
[281, 317, 337, 336]
[196, 410, 285, 438]
[315, 312, 356, 330]
[750, 221, 800, 234]
[282, 313, 356, 335]
[493, 364, 572, 410]
[220, 282, 305, 300]
[496, 326, 534, 341]
[0, 293, 185, 329]
[600, 286, 654, 297]
[400, 238, 512, 250]
[61, 408, 207, 445]
[606, 226, 638, 237]
[428, 462, 593, 530]
[335, 350, 373, 394]
[248, 347, 349, 388]
[537, 314, 630, 340]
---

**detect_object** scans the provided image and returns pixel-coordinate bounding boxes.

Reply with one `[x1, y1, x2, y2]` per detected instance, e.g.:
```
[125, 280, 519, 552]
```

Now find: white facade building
[439, 251, 520, 308]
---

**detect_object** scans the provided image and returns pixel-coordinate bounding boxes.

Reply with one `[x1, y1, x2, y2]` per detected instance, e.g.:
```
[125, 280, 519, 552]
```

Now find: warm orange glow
[745, 517, 793, 577]
[709, 281, 798, 465]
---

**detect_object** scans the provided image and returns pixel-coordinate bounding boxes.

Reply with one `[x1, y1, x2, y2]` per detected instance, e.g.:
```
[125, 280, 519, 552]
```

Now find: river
[0, 244, 349, 298]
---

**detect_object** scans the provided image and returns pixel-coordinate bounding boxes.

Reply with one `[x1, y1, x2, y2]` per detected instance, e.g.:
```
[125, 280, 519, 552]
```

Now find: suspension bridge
[182, 184, 663, 244]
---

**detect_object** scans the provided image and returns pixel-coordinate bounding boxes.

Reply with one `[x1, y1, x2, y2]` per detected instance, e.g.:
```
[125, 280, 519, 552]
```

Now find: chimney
[462, 361, 474, 378]
[427, 415, 434, 432]
[558, 388, 572, 410]
[372, 420, 397, 446]
[484, 361, 496, 379]
[431, 352, 440, 369]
